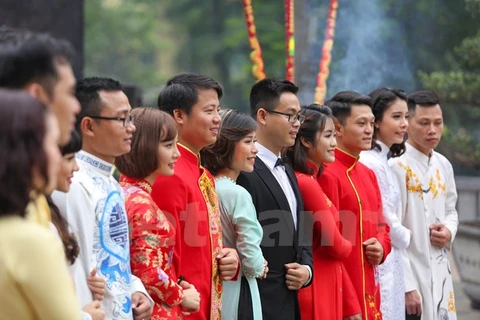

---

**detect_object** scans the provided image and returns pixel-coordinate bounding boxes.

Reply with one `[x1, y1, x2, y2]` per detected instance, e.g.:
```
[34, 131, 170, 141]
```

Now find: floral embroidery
[157, 268, 169, 284]
[199, 170, 223, 320]
[448, 291, 456, 312]
[397, 162, 424, 199]
[366, 294, 382, 320]
[430, 169, 446, 199]
[119, 175, 184, 319]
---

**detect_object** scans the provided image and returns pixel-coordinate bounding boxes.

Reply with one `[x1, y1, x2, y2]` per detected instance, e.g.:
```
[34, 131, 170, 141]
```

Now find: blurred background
[1, 0, 479, 174]
[84, 0, 480, 176]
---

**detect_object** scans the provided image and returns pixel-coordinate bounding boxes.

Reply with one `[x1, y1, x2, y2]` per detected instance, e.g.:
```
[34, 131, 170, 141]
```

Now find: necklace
[215, 176, 237, 184]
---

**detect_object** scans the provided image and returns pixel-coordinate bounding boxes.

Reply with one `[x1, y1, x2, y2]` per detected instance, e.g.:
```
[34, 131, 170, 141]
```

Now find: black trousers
[238, 276, 254, 320]
[405, 311, 421, 320]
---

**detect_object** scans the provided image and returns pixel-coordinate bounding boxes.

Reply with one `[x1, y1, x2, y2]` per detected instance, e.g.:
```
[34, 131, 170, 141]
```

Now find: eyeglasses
[265, 109, 305, 124]
[89, 113, 135, 127]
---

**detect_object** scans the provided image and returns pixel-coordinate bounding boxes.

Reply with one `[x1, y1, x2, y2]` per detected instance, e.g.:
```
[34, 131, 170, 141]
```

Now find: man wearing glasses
[237, 78, 313, 320]
[52, 77, 154, 320]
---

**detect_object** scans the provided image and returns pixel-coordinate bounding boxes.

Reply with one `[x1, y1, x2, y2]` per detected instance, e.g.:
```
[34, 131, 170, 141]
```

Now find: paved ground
[450, 252, 480, 319]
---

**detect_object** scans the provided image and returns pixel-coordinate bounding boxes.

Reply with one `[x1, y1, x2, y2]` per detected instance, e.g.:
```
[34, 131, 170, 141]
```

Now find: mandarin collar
[76, 150, 115, 177]
[335, 148, 358, 168]
[178, 143, 201, 166]
[406, 141, 432, 165]
[376, 140, 390, 158]
[306, 160, 319, 176]
[255, 142, 281, 170]
[119, 175, 152, 194]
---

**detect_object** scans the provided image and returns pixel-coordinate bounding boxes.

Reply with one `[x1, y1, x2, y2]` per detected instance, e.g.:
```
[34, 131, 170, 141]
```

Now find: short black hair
[0, 89, 50, 217]
[75, 77, 123, 129]
[0, 26, 74, 97]
[407, 90, 440, 114]
[60, 129, 82, 155]
[368, 87, 408, 157]
[201, 109, 257, 175]
[325, 91, 372, 125]
[249, 78, 299, 118]
[157, 73, 223, 115]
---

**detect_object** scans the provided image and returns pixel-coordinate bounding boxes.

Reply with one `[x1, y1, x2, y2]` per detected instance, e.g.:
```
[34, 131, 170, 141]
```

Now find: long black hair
[49, 129, 82, 265]
[369, 87, 408, 157]
[286, 104, 333, 176]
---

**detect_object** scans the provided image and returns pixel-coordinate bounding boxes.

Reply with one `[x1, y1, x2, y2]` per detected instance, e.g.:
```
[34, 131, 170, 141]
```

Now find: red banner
[315, 0, 338, 104]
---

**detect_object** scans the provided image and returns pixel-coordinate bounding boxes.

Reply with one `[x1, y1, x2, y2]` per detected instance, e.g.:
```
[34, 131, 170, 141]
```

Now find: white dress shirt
[256, 143, 298, 228]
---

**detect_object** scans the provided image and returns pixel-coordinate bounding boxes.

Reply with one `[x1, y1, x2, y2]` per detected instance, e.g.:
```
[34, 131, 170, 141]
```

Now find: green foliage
[419, 1, 480, 173]
[437, 126, 480, 171]
[84, 0, 170, 97]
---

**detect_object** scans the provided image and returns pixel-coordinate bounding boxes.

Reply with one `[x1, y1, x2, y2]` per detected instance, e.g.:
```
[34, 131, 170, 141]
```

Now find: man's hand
[405, 290, 422, 317]
[363, 238, 384, 265]
[132, 292, 153, 320]
[343, 313, 362, 320]
[284, 263, 309, 290]
[87, 268, 106, 301]
[429, 223, 452, 249]
[82, 300, 105, 320]
[260, 259, 269, 279]
[217, 248, 239, 281]
[179, 281, 200, 314]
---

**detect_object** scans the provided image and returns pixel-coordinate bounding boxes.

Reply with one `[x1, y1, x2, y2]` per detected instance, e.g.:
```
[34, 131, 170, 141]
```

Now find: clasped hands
[363, 238, 384, 265]
[429, 223, 451, 249]
[86, 268, 152, 320]
[285, 263, 309, 290]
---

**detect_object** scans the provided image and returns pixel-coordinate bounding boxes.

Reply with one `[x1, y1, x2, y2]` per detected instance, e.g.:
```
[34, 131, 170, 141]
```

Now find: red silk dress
[318, 149, 392, 320]
[120, 176, 184, 319]
[295, 161, 361, 320]
[152, 144, 223, 320]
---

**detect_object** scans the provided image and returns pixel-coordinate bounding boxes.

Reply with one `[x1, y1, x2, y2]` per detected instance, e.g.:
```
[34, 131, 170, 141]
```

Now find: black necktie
[275, 157, 286, 168]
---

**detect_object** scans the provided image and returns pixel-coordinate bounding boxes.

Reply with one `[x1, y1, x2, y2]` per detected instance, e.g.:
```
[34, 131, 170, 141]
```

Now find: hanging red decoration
[285, 0, 295, 82]
[315, 0, 339, 104]
[242, 0, 266, 82]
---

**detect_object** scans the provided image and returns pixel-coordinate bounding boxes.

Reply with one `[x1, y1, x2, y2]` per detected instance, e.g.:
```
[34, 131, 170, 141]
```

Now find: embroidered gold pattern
[366, 294, 382, 320]
[397, 162, 423, 199]
[199, 171, 223, 320]
[397, 163, 446, 199]
[448, 291, 456, 312]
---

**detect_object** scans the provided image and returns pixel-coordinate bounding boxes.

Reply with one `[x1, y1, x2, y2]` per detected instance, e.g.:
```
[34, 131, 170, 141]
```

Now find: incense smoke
[325, 0, 415, 97]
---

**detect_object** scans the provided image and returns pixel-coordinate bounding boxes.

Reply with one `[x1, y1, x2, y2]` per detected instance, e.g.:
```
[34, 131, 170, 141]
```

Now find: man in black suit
[237, 79, 313, 320]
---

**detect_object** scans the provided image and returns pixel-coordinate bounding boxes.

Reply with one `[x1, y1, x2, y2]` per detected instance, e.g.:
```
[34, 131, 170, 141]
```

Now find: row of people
[0, 26, 458, 320]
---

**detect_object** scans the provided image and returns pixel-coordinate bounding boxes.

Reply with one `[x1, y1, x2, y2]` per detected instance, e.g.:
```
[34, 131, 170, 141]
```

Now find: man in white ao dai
[389, 90, 458, 320]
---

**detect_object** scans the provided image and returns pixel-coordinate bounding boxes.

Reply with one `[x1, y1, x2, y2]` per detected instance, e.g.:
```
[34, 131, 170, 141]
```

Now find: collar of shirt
[334, 147, 359, 168]
[255, 142, 282, 170]
[178, 143, 201, 167]
[76, 150, 115, 177]
[406, 141, 433, 165]
[376, 140, 390, 158]
[119, 175, 152, 194]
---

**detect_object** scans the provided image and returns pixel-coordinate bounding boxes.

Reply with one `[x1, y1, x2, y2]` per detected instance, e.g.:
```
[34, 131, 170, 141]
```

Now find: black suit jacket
[237, 157, 313, 320]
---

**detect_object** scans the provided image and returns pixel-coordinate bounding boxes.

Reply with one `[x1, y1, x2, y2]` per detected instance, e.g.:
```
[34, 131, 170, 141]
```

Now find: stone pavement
[451, 252, 480, 319]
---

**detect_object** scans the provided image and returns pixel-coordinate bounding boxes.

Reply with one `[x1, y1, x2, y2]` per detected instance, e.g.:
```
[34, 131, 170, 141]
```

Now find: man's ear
[300, 136, 311, 150]
[334, 118, 344, 138]
[257, 108, 267, 126]
[172, 109, 186, 126]
[80, 117, 95, 138]
[24, 83, 50, 105]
